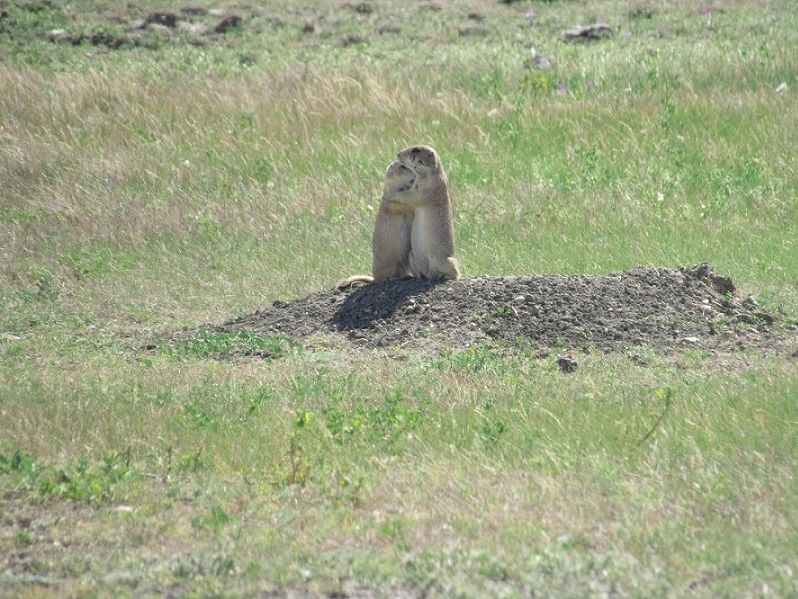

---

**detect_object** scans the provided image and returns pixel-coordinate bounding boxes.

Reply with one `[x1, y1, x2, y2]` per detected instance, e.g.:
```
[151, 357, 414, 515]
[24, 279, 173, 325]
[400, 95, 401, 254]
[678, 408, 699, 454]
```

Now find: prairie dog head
[397, 145, 441, 176]
[383, 160, 416, 196]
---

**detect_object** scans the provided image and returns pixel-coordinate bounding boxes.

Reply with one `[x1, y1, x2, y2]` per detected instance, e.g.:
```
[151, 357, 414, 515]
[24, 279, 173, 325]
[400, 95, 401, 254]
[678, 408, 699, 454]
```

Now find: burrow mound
[210, 264, 791, 353]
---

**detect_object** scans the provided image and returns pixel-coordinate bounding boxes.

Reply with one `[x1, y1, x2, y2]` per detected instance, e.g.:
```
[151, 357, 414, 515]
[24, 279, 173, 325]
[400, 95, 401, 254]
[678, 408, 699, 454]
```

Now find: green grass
[161, 331, 301, 360]
[1, 0, 797, 596]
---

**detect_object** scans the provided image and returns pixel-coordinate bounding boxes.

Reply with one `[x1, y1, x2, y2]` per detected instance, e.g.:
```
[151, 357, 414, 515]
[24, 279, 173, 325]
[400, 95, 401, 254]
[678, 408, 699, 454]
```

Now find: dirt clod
[341, 33, 365, 46]
[145, 11, 178, 28]
[204, 265, 792, 354]
[348, 2, 374, 15]
[557, 352, 578, 373]
[563, 22, 613, 41]
[214, 14, 242, 33]
[180, 6, 207, 16]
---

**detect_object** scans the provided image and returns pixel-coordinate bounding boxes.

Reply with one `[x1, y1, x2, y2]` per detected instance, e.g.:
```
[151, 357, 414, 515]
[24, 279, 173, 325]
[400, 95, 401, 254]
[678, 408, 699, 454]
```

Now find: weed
[494, 305, 515, 318]
[637, 387, 675, 447]
[379, 517, 407, 541]
[14, 530, 34, 546]
[192, 505, 232, 532]
[329, 466, 365, 507]
[480, 418, 508, 447]
[18, 268, 59, 302]
[322, 388, 423, 447]
[433, 346, 511, 373]
[241, 387, 273, 420]
[184, 399, 215, 429]
[273, 411, 314, 488]
[1, 449, 132, 502]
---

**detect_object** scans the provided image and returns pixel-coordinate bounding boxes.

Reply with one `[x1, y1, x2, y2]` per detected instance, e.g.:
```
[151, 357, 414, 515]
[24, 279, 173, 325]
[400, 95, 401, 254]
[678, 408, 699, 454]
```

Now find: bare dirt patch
[208, 265, 794, 354]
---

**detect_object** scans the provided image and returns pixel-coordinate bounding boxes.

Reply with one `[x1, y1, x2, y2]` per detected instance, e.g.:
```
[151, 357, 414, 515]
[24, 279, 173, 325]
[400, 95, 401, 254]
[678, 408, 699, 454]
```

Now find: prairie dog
[336, 161, 415, 288]
[388, 145, 460, 281]
[336, 145, 459, 289]
[370, 161, 415, 282]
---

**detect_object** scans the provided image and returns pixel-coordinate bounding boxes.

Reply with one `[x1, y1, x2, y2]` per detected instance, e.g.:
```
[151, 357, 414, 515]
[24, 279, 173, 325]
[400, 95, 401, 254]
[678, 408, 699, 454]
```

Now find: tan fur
[336, 146, 459, 289]
[370, 161, 414, 282]
[390, 145, 460, 281]
[336, 161, 415, 288]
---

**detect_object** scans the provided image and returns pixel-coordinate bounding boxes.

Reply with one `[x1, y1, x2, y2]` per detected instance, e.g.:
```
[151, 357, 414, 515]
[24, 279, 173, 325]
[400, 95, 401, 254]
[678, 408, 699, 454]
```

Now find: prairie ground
[1, 0, 797, 596]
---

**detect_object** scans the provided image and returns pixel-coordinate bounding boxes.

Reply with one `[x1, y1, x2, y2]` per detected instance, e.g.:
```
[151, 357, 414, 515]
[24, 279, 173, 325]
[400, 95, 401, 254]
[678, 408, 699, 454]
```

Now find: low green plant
[191, 505, 232, 532]
[1, 449, 132, 502]
[162, 331, 300, 360]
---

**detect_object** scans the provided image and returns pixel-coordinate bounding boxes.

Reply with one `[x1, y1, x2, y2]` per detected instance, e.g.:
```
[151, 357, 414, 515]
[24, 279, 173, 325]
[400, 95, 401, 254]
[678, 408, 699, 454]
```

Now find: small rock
[178, 21, 208, 35]
[532, 52, 553, 70]
[775, 82, 788, 93]
[127, 18, 146, 30]
[459, 25, 488, 37]
[145, 11, 178, 28]
[180, 6, 207, 16]
[563, 22, 613, 42]
[711, 274, 735, 295]
[88, 33, 126, 48]
[47, 28, 72, 43]
[341, 34, 365, 46]
[753, 312, 775, 325]
[742, 296, 759, 309]
[349, 2, 373, 14]
[682, 336, 700, 344]
[557, 353, 578, 373]
[403, 299, 420, 315]
[700, 6, 725, 17]
[698, 303, 712, 315]
[628, 6, 656, 19]
[147, 23, 173, 37]
[214, 15, 242, 33]
[208, 8, 227, 17]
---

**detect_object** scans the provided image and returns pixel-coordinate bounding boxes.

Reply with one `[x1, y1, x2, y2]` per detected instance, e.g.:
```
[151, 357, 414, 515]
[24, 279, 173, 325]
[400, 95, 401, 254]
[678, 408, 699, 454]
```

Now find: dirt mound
[210, 264, 791, 353]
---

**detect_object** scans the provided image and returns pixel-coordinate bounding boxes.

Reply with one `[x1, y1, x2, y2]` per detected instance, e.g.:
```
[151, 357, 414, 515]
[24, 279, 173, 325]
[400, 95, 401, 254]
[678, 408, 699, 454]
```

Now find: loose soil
[208, 264, 795, 354]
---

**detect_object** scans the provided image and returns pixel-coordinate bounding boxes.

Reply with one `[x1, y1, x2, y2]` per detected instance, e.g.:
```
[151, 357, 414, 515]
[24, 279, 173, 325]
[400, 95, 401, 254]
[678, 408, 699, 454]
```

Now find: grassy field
[1, 0, 797, 596]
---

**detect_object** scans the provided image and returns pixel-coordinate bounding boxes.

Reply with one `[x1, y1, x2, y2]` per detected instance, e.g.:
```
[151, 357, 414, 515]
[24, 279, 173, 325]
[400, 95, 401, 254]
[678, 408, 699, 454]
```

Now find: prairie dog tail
[336, 274, 374, 290]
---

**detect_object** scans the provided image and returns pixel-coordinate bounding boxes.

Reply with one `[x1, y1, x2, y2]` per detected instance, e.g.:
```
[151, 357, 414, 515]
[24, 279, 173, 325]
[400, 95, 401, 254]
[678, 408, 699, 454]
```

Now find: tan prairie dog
[336, 160, 414, 288]
[371, 160, 415, 281]
[388, 145, 460, 281]
[337, 145, 459, 289]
